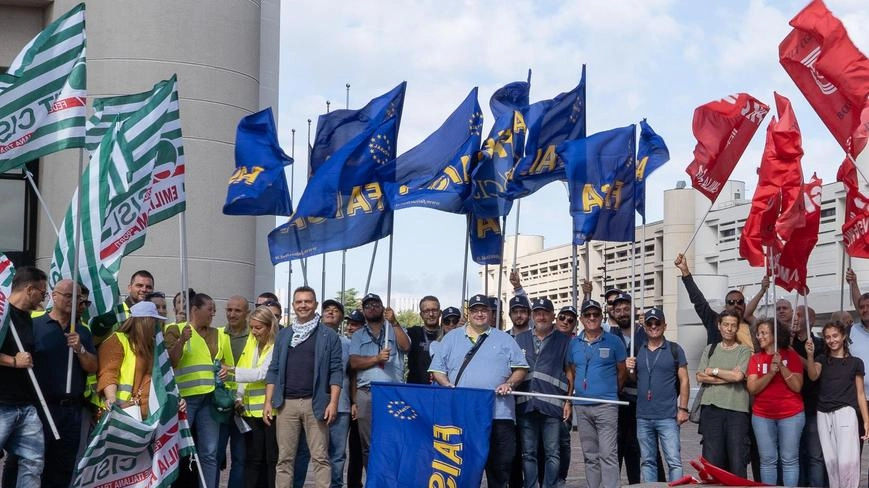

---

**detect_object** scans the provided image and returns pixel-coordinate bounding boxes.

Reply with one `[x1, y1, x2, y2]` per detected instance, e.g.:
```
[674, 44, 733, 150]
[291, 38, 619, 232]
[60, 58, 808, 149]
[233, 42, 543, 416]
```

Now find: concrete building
[0, 0, 280, 305]
[485, 179, 869, 377]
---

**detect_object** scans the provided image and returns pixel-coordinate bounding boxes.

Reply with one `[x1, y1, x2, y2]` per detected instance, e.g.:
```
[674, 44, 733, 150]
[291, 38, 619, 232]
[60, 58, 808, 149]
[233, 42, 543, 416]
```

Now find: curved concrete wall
[33, 1, 272, 304]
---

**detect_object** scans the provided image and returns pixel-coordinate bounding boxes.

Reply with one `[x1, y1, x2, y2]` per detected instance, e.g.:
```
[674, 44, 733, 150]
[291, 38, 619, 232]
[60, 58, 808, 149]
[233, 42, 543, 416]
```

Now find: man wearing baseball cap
[625, 308, 689, 483]
[348, 293, 410, 469]
[430, 294, 528, 488]
[556, 305, 578, 336]
[567, 299, 627, 488]
[508, 295, 532, 337]
[343, 309, 365, 488]
[440, 307, 461, 336]
[610, 292, 646, 484]
[515, 297, 572, 488]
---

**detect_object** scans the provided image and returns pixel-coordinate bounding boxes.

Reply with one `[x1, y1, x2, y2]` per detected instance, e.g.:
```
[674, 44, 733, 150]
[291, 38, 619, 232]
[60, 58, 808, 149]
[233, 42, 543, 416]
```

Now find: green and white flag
[49, 77, 179, 316]
[0, 253, 15, 347]
[0, 3, 86, 173]
[73, 331, 196, 488]
[86, 77, 186, 224]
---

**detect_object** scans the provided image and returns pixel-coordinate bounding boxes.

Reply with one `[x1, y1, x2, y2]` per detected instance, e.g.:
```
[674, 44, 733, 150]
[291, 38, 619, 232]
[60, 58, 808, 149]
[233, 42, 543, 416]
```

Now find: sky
[274, 0, 869, 311]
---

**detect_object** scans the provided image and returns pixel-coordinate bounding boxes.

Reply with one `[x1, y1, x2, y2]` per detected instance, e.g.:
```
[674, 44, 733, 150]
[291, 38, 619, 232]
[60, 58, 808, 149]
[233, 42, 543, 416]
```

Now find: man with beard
[407, 296, 441, 384]
[89, 270, 155, 343]
[320, 298, 353, 488]
[218, 295, 250, 486]
[349, 293, 410, 469]
[508, 295, 532, 337]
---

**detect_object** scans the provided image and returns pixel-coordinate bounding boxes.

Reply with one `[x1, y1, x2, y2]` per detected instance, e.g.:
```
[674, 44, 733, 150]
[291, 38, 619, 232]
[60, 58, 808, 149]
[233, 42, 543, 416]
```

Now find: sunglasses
[582, 311, 601, 319]
[442, 317, 459, 325]
[645, 320, 663, 328]
[726, 299, 745, 306]
[261, 300, 281, 308]
[557, 315, 576, 324]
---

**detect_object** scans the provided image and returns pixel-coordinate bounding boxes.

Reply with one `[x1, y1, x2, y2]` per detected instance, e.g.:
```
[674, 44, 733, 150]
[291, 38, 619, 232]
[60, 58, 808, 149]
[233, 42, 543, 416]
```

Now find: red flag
[686, 93, 769, 201]
[837, 157, 869, 257]
[739, 94, 804, 267]
[772, 175, 822, 293]
[780, 0, 869, 155]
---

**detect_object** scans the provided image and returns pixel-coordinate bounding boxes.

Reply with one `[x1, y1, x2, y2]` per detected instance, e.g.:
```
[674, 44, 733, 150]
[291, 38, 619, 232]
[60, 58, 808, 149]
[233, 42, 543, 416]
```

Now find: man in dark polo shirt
[13, 279, 96, 487]
[264, 285, 343, 488]
[0, 266, 50, 486]
[407, 295, 442, 384]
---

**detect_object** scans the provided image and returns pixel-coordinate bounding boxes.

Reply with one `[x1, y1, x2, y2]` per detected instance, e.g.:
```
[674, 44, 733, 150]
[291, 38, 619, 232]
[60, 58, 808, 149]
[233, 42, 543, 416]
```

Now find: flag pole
[509, 390, 628, 406]
[181, 211, 190, 325]
[66, 147, 85, 394]
[571, 244, 578, 309]
[630, 236, 636, 358]
[8, 319, 59, 440]
[640, 214, 646, 316]
[680, 200, 714, 256]
[461, 214, 470, 308]
[24, 171, 59, 235]
[769, 245, 778, 353]
[512, 200, 521, 270]
[840, 242, 847, 313]
[341, 84, 350, 305]
[484, 265, 489, 296]
[386, 234, 394, 308]
[583, 242, 590, 307]
[287, 128, 296, 308]
[321, 102, 330, 305]
[496, 216, 507, 329]
[364, 241, 378, 295]
[302, 119, 312, 286]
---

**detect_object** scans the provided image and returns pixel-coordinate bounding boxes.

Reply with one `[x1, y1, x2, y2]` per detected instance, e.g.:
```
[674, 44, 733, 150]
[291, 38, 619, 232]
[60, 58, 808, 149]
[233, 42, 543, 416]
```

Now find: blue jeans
[329, 412, 351, 488]
[218, 417, 246, 487]
[636, 417, 682, 482]
[518, 412, 561, 488]
[0, 404, 44, 488]
[186, 393, 222, 488]
[752, 411, 805, 487]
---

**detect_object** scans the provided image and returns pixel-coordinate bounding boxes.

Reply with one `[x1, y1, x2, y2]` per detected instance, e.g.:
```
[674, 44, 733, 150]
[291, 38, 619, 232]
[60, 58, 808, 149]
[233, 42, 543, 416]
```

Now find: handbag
[689, 342, 717, 424]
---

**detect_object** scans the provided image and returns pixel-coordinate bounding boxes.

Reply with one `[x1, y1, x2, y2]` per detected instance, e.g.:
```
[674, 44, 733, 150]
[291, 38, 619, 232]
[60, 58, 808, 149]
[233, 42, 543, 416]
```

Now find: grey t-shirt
[697, 343, 751, 413]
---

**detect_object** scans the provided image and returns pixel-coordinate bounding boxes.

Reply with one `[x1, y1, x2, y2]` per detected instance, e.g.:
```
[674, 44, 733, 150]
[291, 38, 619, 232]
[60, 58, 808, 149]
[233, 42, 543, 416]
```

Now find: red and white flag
[771, 175, 823, 293]
[686, 93, 769, 201]
[837, 158, 869, 258]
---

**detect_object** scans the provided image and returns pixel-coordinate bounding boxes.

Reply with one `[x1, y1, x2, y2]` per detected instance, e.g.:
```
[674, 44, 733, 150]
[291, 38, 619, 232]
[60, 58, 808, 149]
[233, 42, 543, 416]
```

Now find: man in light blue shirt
[430, 294, 528, 488]
[348, 293, 409, 469]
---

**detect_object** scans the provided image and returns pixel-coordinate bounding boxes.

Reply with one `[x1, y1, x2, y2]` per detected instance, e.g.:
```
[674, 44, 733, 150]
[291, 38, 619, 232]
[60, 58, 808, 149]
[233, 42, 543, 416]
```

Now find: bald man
[218, 295, 251, 486]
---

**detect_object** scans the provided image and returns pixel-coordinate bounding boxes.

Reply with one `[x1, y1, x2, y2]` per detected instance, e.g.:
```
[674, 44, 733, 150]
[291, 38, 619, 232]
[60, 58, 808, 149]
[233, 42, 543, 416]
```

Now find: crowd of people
[1, 257, 869, 488]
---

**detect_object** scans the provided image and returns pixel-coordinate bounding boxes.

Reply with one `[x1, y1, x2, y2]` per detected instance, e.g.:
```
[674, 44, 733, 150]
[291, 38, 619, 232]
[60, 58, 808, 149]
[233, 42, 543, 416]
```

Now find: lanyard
[644, 344, 664, 401]
[365, 325, 384, 350]
[579, 332, 601, 391]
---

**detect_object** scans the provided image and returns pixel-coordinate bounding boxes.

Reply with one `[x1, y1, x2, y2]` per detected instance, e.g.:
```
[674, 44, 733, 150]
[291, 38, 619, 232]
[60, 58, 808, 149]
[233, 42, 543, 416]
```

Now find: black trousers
[346, 418, 363, 488]
[487, 420, 517, 488]
[243, 417, 277, 488]
[699, 404, 750, 478]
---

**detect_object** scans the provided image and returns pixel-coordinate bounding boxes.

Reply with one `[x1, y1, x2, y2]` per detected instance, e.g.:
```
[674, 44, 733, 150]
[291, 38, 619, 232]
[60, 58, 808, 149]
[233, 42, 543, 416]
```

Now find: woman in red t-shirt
[747, 318, 804, 487]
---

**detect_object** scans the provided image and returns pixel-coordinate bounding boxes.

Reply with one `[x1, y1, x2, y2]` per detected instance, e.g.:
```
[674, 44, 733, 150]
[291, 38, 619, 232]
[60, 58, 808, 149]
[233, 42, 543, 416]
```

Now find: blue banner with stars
[367, 383, 494, 488]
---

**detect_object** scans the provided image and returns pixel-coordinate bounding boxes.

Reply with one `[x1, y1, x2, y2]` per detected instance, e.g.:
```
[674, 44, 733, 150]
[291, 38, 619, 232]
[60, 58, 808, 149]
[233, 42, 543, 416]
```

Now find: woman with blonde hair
[228, 306, 279, 488]
[98, 301, 165, 419]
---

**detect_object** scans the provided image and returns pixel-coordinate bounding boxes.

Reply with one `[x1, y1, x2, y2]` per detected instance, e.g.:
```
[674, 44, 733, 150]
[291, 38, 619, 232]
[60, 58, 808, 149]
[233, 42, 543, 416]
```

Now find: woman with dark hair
[747, 318, 804, 486]
[806, 321, 869, 487]
[696, 310, 753, 477]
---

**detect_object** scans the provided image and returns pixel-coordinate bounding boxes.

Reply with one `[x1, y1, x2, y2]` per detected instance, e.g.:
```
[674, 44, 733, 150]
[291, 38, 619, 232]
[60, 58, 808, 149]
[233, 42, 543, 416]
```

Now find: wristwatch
[712, 368, 719, 376]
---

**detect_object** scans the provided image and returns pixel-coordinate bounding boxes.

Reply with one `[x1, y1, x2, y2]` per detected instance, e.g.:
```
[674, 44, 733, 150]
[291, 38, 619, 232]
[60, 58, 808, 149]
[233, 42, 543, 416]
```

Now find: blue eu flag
[561, 125, 637, 245]
[367, 383, 494, 488]
[468, 81, 530, 219]
[506, 67, 587, 199]
[294, 83, 406, 219]
[223, 108, 294, 216]
[268, 210, 393, 263]
[469, 213, 503, 265]
[379, 88, 483, 213]
[636, 119, 669, 221]
[309, 83, 407, 176]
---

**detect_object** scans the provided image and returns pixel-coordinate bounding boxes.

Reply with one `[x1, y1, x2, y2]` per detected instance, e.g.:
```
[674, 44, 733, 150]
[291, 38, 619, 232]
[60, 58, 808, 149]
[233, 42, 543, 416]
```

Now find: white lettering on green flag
[73, 331, 195, 488]
[0, 3, 86, 172]
[49, 77, 180, 317]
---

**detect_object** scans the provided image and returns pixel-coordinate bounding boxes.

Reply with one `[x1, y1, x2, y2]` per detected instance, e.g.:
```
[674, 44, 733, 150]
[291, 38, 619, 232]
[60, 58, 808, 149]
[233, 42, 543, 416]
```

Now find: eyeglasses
[469, 308, 489, 316]
[645, 320, 663, 329]
[726, 299, 745, 306]
[442, 318, 459, 325]
[363, 303, 383, 310]
[80, 300, 92, 307]
[557, 315, 576, 324]
[582, 311, 601, 319]
[32, 286, 48, 299]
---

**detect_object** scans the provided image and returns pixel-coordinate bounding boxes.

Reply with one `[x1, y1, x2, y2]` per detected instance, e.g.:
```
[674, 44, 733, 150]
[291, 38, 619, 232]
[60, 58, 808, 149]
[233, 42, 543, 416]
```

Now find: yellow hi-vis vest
[113, 332, 138, 403]
[236, 335, 274, 419]
[172, 323, 232, 398]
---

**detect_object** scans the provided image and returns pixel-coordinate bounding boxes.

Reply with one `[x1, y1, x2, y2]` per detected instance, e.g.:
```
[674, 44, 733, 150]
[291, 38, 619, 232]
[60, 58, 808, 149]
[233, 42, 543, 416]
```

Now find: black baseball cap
[488, 296, 501, 311]
[442, 307, 461, 319]
[612, 292, 631, 305]
[346, 310, 365, 323]
[604, 288, 621, 300]
[581, 299, 603, 313]
[322, 299, 344, 314]
[468, 294, 489, 309]
[531, 297, 554, 312]
[559, 305, 578, 317]
[509, 295, 531, 310]
[645, 307, 665, 323]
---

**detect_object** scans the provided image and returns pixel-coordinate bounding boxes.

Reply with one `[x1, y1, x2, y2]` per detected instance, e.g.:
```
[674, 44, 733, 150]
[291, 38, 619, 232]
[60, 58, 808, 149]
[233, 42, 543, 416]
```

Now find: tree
[396, 309, 422, 327]
[334, 287, 360, 310]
